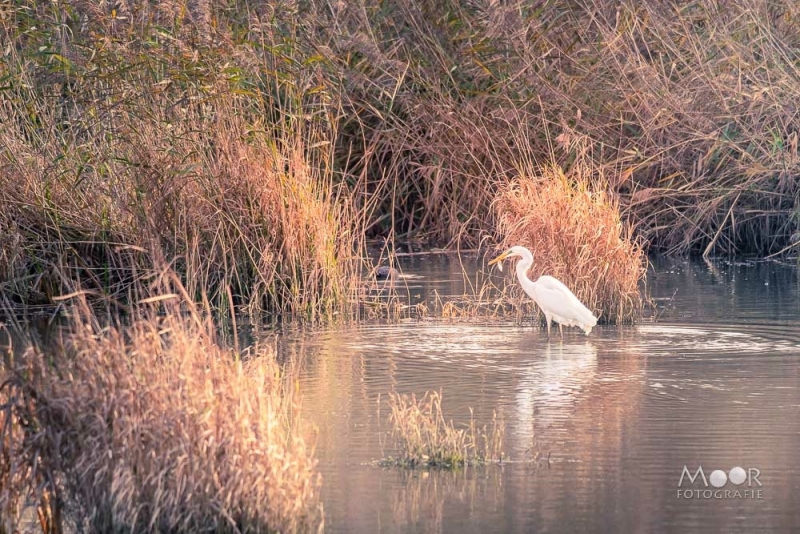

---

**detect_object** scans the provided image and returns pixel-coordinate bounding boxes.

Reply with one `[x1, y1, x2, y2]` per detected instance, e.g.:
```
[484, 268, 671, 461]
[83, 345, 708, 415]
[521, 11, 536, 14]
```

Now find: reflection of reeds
[495, 165, 647, 324]
[434, 281, 508, 321]
[357, 274, 532, 324]
[0, 299, 322, 532]
[388, 467, 504, 533]
[384, 391, 504, 468]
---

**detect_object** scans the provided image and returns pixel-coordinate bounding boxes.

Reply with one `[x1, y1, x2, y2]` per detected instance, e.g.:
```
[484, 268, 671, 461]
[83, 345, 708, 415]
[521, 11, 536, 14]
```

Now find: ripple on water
[606, 323, 800, 356]
[285, 257, 800, 533]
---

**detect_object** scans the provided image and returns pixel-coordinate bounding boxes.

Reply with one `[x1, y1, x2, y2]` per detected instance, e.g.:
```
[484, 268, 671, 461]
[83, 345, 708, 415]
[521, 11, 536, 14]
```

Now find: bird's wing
[533, 276, 598, 326]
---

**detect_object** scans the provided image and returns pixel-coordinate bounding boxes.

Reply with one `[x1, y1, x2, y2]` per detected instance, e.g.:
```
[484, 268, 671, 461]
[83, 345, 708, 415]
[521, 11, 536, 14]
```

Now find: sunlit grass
[0, 1, 363, 318]
[382, 391, 504, 469]
[0, 297, 322, 532]
[2, 0, 798, 322]
[494, 164, 647, 324]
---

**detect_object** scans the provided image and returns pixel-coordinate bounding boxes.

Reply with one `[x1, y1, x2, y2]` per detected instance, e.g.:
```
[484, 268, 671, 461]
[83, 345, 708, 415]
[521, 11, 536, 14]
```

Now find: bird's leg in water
[559, 323, 563, 338]
[544, 313, 552, 338]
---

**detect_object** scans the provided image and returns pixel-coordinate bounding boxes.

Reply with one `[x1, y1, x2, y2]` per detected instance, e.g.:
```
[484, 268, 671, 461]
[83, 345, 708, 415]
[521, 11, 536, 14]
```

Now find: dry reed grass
[0, 1, 363, 317]
[322, 0, 800, 255]
[384, 391, 504, 468]
[0, 299, 322, 532]
[4, 0, 800, 326]
[582, 0, 800, 255]
[494, 165, 647, 324]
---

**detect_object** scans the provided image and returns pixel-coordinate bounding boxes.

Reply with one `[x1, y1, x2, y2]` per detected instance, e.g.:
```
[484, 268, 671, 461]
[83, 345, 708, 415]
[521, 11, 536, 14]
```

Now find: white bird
[489, 246, 598, 337]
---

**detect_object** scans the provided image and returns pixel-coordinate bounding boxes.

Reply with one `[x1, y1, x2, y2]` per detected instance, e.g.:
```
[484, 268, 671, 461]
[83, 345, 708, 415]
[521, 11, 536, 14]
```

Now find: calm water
[276, 254, 800, 533]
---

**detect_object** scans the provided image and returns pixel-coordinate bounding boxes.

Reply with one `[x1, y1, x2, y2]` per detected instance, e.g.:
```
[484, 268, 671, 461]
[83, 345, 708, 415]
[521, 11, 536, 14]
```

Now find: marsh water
[276, 255, 800, 533]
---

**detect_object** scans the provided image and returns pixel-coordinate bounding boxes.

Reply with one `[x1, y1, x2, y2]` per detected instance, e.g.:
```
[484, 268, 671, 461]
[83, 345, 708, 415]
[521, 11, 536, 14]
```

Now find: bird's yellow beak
[488, 250, 510, 266]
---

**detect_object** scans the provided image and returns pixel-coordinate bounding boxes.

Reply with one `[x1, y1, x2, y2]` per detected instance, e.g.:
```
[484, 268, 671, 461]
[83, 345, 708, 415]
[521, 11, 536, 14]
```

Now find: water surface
[278, 255, 800, 533]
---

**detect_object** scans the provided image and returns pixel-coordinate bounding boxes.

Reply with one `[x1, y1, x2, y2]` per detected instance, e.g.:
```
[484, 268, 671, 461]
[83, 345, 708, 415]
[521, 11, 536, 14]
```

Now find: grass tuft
[383, 391, 504, 469]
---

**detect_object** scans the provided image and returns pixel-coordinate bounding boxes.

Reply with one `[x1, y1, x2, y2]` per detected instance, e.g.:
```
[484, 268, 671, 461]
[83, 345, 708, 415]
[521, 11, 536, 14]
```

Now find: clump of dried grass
[494, 165, 647, 324]
[383, 391, 504, 468]
[0, 349, 63, 534]
[0, 301, 322, 533]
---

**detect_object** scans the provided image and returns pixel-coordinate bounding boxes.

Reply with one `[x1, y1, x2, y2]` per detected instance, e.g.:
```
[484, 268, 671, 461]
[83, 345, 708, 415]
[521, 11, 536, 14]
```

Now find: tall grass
[494, 165, 647, 324]
[318, 0, 800, 255]
[3, 0, 799, 324]
[580, 0, 800, 255]
[0, 0, 363, 316]
[0, 299, 322, 532]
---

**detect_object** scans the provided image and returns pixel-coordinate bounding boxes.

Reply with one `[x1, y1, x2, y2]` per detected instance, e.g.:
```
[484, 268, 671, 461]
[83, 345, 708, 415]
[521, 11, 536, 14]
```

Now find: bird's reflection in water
[513, 341, 598, 452]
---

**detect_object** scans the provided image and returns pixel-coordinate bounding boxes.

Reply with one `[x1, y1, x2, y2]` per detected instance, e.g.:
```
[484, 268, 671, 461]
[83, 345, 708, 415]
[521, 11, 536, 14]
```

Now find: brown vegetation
[3, 0, 799, 310]
[384, 391, 504, 468]
[0, 1, 362, 316]
[324, 0, 800, 255]
[494, 165, 647, 323]
[0, 300, 322, 532]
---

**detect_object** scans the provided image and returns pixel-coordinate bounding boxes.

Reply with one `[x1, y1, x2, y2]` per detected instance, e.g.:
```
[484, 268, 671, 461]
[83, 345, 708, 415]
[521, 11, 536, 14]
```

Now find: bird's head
[488, 246, 530, 266]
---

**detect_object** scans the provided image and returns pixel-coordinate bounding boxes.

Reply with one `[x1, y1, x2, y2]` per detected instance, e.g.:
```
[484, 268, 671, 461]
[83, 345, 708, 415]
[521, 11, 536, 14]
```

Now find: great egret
[489, 246, 598, 336]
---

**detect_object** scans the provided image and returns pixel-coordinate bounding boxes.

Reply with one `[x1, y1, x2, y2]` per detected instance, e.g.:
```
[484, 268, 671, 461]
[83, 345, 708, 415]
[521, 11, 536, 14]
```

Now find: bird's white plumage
[490, 246, 598, 336]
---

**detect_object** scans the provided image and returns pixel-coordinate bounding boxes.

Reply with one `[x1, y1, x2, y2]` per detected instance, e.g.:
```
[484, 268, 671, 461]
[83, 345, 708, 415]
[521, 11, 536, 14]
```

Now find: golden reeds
[494, 165, 647, 324]
[0, 1, 363, 317]
[0, 302, 322, 532]
[322, 0, 800, 255]
[3, 0, 800, 325]
[384, 391, 504, 468]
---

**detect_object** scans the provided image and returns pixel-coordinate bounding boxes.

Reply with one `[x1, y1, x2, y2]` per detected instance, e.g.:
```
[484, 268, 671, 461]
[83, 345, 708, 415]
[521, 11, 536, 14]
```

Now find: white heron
[489, 246, 598, 336]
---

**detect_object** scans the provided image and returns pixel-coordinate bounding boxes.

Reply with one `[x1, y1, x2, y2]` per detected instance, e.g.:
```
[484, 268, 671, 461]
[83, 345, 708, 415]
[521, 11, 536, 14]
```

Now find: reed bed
[585, 0, 800, 255]
[0, 0, 363, 317]
[0, 300, 322, 533]
[341, 0, 797, 256]
[3, 0, 800, 322]
[383, 391, 504, 469]
[494, 165, 647, 324]
[320, 0, 800, 255]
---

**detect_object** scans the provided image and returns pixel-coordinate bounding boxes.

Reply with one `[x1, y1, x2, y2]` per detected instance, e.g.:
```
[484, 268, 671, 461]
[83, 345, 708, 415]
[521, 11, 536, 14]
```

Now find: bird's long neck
[515, 250, 534, 286]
